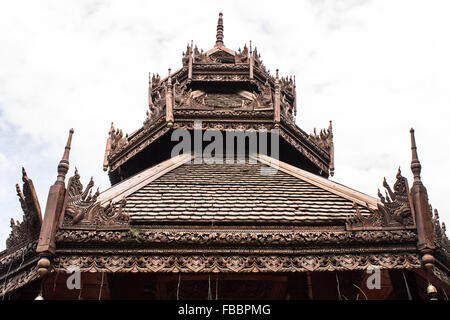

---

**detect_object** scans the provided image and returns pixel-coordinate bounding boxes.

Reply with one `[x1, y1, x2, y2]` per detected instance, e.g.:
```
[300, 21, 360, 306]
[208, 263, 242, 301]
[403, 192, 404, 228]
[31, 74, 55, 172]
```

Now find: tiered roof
[103, 12, 333, 184]
[0, 13, 449, 300]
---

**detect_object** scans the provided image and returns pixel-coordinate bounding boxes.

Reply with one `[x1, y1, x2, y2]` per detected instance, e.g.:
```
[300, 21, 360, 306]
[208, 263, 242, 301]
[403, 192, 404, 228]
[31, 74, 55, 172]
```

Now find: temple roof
[95, 154, 376, 225]
[103, 13, 334, 183]
[2, 12, 450, 301]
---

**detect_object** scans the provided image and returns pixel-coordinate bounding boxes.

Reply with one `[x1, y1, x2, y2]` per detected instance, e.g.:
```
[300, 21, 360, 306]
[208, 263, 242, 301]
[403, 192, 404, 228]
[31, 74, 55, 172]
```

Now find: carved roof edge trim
[152, 66, 186, 91]
[280, 121, 331, 160]
[53, 253, 421, 274]
[108, 118, 169, 171]
[278, 130, 329, 174]
[253, 153, 379, 210]
[99, 153, 193, 205]
[0, 263, 39, 298]
[0, 241, 38, 273]
[55, 229, 417, 246]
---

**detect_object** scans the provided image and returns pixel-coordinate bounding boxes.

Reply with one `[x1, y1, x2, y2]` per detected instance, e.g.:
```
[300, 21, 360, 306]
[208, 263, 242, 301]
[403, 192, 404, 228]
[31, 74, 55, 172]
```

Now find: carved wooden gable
[6, 168, 42, 252]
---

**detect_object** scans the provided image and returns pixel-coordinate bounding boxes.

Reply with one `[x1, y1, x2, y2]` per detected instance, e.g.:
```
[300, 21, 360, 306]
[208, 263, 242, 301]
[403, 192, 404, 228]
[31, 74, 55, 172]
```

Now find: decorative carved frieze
[192, 74, 249, 82]
[192, 64, 250, 71]
[174, 109, 273, 119]
[6, 168, 42, 252]
[171, 121, 274, 132]
[55, 229, 417, 246]
[53, 253, 421, 274]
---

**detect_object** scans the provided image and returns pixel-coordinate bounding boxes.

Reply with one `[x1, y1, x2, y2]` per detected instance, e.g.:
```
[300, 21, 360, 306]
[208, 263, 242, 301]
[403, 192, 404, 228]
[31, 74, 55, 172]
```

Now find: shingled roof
[96, 154, 378, 225]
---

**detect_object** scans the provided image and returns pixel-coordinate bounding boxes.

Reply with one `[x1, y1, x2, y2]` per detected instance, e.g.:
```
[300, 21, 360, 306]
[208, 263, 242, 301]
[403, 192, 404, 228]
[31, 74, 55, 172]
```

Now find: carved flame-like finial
[215, 12, 224, 47]
[410, 128, 422, 183]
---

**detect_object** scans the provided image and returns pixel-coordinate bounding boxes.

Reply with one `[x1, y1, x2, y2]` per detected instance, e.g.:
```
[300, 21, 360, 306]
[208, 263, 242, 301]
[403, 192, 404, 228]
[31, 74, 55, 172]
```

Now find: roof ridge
[96, 153, 193, 205]
[252, 154, 379, 210]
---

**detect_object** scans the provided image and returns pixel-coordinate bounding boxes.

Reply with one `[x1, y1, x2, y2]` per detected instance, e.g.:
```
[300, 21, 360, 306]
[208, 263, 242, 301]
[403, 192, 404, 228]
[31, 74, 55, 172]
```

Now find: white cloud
[0, 0, 449, 250]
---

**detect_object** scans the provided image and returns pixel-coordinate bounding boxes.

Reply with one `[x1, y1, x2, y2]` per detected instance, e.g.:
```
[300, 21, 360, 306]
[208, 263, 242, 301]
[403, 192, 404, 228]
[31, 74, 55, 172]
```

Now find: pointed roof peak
[410, 128, 422, 183]
[215, 12, 224, 47]
[56, 128, 74, 184]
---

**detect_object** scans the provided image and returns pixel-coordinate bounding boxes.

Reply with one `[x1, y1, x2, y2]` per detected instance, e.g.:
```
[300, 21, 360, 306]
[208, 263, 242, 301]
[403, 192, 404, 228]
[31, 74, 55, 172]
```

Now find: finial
[410, 128, 422, 183]
[22, 166, 27, 179]
[276, 69, 279, 81]
[215, 12, 224, 47]
[167, 68, 172, 86]
[56, 128, 74, 184]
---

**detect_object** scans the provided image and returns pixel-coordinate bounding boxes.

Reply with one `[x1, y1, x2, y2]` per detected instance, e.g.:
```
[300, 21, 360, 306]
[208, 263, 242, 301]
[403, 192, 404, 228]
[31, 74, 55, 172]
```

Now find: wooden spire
[409, 128, 436, 271]
[56, 128, 74, 185]
[166, 69, 174, 126]
[188, 40, 193, 79]
[37, 128, 74, 255]
[215, 12, 224, 47]
[249, 40, 254, 79]
[103, 123, 114, 171]
[329, 120, 335, 177]
[274, 69, 281, 124]
[410, 128, 422, 184]
[148, 72, 153, 107]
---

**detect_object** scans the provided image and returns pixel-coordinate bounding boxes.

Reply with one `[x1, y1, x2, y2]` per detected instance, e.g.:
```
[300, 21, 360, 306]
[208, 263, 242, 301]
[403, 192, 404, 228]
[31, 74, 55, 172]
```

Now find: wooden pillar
[188, 40, 193, 80]
[165, 69, 174, 126]
[409, 129, 435, 271]
[249, 41, 254, 80]
[103, 122, 114, 171]
[274, 69, 281, 124]
[37, 129, 74, 256]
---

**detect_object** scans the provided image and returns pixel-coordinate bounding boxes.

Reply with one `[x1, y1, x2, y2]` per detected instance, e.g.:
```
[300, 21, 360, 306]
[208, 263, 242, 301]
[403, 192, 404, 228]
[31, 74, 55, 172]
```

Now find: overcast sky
[0, 0, 449, 250]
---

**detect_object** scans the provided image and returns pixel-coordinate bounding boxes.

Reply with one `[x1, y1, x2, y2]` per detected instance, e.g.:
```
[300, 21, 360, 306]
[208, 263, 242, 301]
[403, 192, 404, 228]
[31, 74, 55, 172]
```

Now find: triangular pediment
[95, 154, 379, 225]
[206, 46, 236, 63]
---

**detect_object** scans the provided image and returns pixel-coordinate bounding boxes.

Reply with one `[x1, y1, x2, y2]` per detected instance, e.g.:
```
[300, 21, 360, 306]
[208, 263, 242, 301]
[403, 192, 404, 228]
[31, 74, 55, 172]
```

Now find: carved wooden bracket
[61, 169, 129, 229]
[346, 168, 415, 230]
[6, 168, 42, 252]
